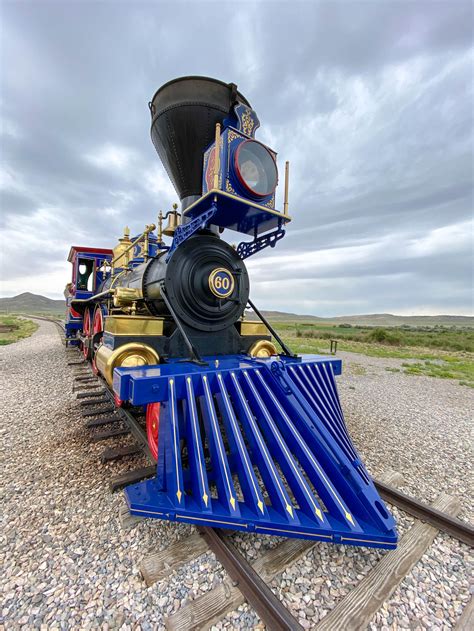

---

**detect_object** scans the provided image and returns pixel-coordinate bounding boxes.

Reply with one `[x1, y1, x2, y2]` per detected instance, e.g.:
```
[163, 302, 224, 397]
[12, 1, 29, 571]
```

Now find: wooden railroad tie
[82, 405, 116, 417]
[90, 427, 130, 443]
[109, 465, 156, 493]
[80, 397, 109, 407]
[86, 415, 122, 428]
[102, 444, 142, 464]
[76, 390, 106, 399]
[135, 471, 404, 631]
[455, 596, 473, 631]
[316, 492, 462, 631]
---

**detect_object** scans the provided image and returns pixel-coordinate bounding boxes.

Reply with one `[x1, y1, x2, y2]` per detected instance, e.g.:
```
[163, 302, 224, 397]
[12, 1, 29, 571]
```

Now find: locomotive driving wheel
[91, 307, 105, 374]
[146, 402, 160, 461]
[82, 309, 92, 359]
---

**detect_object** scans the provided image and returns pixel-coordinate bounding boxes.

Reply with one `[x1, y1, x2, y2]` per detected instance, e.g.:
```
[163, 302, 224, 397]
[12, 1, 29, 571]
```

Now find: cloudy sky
[1, 0, 472, 316]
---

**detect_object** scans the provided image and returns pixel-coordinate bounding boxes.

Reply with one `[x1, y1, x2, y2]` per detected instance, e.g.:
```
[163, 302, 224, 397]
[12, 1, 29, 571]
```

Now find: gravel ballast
[0, 322, 472, 630]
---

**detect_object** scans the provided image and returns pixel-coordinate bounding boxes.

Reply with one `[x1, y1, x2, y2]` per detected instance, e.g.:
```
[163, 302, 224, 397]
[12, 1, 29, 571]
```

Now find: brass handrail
[111, 224, 156, 268]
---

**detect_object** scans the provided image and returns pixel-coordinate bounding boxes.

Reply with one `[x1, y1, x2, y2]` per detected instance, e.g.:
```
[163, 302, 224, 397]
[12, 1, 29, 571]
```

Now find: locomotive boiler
[64, 76, 397, 548]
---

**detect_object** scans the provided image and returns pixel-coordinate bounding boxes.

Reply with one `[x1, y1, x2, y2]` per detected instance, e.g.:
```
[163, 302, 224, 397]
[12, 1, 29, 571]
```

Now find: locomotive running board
[114, 355, 398, 549]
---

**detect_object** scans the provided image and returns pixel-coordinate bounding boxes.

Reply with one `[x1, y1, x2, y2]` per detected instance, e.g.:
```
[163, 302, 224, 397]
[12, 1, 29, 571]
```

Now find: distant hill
[320, 313, 474, 327]
[256, 310, 474, 328]
[1, 293, 472, 327]
[0, 292, 65, 315]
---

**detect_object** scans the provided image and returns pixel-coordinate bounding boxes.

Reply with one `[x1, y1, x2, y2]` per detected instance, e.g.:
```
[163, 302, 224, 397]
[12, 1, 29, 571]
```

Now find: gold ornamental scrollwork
[241, 108, 255, 136]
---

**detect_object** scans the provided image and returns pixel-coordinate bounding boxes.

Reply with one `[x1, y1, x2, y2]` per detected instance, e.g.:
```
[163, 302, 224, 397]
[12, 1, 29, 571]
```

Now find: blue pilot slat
[215, 373, 268, 518]
[252, 369, 359, 531]
[287, 364, 358, 465]
[314, 363, 348, 432]
[165, 379, 185, 506]
[200, 375, 240, 517]
[120, 354, 398, 549]
[242, 370, 328, 526]
[184, 377, 211, 512]
[228, 370, 299, 524]
[300, 363, 370, 483]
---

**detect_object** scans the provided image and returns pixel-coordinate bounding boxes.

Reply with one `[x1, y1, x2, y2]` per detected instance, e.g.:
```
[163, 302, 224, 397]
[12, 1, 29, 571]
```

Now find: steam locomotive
[65, 77, 397, 548]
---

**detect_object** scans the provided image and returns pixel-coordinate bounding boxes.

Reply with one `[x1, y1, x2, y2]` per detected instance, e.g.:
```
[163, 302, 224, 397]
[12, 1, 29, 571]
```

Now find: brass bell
[163, 211, 179, 236]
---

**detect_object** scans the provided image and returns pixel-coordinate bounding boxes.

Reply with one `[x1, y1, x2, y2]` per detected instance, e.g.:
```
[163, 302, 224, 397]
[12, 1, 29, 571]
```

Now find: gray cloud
[0, 0, 472, 316]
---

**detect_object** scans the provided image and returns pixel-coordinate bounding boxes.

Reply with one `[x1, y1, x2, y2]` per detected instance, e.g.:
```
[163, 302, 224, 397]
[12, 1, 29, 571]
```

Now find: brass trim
[183, 189, 292, 222]
[249, 340, 278, 358]
[95, 342, 160, 386]
[110, 269, 127, 290]
[104, 315, 165, 336]
[237, 321, 268, 336]
[112, 223, 156, 268]
[208, 267, 234, 298]
[213, 123, 221, 190]
[283, 160, 290, 216]
[113, 287, 143, 307]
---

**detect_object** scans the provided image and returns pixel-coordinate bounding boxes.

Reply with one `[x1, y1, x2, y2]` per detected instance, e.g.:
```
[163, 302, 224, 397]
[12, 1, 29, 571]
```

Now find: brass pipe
[157, 210, 163, 243]
[283, 161, 290, 216]
[111, 224, 156, 267]
[144, 230, 149, 261]
[213, 123, 221, 190]
[71, 289, 114, 304]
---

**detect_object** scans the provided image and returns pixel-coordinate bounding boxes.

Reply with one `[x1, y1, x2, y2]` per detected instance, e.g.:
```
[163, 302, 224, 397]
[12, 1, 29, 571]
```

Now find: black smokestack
[149, 76, 250, 209]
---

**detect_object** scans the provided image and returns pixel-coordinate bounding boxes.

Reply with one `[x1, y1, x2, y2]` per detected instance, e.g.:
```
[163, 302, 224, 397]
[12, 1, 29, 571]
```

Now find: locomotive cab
[65, 246, 113, 346]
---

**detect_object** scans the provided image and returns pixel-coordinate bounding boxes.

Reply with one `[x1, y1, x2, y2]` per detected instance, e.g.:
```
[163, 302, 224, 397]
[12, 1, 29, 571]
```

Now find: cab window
[77, 258, 94, 291]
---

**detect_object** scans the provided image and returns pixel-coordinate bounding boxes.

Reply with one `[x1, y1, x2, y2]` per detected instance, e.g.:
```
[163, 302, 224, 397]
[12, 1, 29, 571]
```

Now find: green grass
[0, 315, 38, 345]
[273, 321, 474, 388]
[275, 321, 474, 353]
[401, 358, 474, 386]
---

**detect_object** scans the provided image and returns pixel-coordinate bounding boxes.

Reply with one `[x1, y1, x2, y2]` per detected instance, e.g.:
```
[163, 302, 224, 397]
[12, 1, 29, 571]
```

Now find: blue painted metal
[202, 127, 277, 212]
[237, 224, 286, 259]
[131, 232, 159, 262]
[232, 103, 260, 137]
[182, 190, 289, 237]
[117, 354, 398, 549]
[165, 203, 218, 262]
[65, 247, 113, 344]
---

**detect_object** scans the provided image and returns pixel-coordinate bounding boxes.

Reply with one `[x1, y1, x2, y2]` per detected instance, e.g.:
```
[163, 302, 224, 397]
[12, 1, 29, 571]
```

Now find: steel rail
[20, 313, 65, 331]
[374, 479, 474, 547]
[198, 527, 304, 631]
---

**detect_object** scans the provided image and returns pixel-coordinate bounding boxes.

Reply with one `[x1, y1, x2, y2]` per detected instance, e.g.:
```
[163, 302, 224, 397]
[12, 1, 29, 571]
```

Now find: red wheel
[92, 355, 99, 375]
[93, 308, 103, 335]
[82, 309, 92, 359]
[146, 402, 160, 461]
[83, 309, 92, 335]
[114, 393, 123, 408]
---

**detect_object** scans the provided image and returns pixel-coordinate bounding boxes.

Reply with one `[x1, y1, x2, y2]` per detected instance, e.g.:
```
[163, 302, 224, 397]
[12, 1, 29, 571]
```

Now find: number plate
[208, 267, 235, 298]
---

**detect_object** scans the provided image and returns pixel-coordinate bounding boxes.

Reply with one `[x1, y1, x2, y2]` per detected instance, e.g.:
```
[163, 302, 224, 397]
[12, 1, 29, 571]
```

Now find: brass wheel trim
[105, 342, 160, 385]
[249, 340, 278, 358]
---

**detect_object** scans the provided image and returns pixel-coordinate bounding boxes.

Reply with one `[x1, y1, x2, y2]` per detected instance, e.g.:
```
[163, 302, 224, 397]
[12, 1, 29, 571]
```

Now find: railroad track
[34, 316, 474, 629]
